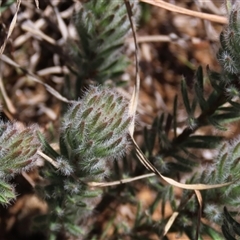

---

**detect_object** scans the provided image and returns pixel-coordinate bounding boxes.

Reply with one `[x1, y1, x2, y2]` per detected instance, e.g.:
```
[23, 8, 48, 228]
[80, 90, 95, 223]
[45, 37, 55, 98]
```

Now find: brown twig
[140, 0, 227, 24]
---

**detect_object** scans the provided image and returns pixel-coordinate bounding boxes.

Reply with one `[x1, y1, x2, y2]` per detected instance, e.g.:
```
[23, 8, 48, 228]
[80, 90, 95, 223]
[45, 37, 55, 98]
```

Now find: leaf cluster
[222, 206, 240, 240]
[0, 120, 41, 205]
[137, 3, 240, 237]
[68, 0, 139, 98]
[35, 85, 133, 238]
[4, 1, 240, 240]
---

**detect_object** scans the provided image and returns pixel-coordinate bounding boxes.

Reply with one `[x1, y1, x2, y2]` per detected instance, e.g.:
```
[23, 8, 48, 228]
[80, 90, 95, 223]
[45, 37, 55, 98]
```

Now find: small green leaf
[166, 162, 193, 173]
[207, 66, 221, 86]
[171, 154, 197, 167]
[228, 100, 240, 110]
[37, 131, 60, 159]
[196, 66, 204, 90]
[208, 116, 227, 131]
[149, 192, 162, 215]
[223, 206, 240, 233]
[0, 180, 16, 205]
[180, 135, 223, 149]
[173, 95, 178, 138]
[211, 112, 240, 124]
[194, 81, 208, 112]
[203, 224, 225, 239]
[0, 0, 15, 13]
[181, 78, 191, 115]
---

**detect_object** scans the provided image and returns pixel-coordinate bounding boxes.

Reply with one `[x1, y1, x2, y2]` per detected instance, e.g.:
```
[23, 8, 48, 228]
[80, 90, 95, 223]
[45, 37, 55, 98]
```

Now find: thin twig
[0, 0, 21, 55]
[37, 150, 59, 168]
[0, 54, 71, 103]
[124, 0, 140, 137]
[88, 173, 156, 187]
[35, 0, 39, 9]
[140, 0, 227, 24]
[0, 68, 16, 114]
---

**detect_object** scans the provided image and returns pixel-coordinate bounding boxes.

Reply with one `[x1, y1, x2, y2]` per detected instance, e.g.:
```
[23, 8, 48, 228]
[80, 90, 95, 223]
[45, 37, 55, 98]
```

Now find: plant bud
[0, 121, 41, 175]
[62, 86, 133, 181]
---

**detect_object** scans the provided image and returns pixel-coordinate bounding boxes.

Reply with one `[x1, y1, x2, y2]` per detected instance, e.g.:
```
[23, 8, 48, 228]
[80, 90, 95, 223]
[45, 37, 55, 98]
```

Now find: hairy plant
[0, 120, 41, 205]
[36, 85, 133, 238]
[3, 1, 240, 240]
[61, 86, 132, 180]
[67, 0, 139, 98]
[133, 1, 240, 238]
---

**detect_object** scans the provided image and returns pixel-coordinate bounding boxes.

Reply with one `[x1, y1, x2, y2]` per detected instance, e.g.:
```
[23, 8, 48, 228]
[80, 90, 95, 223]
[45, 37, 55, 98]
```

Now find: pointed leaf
[37, 131, 60, 159]
[194, 78, 208, 112]
[224, 207, 240, 235]
[173, 95, 178, 138]
[228, 100, 240, 110]
[212, 112, 240, 124]
[171, 154, 197, 167]
[208, 116, 227, 131]
[207, 66, 222, 92]
[181, 78, 191, 115]
[180, 135, 223, 149]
